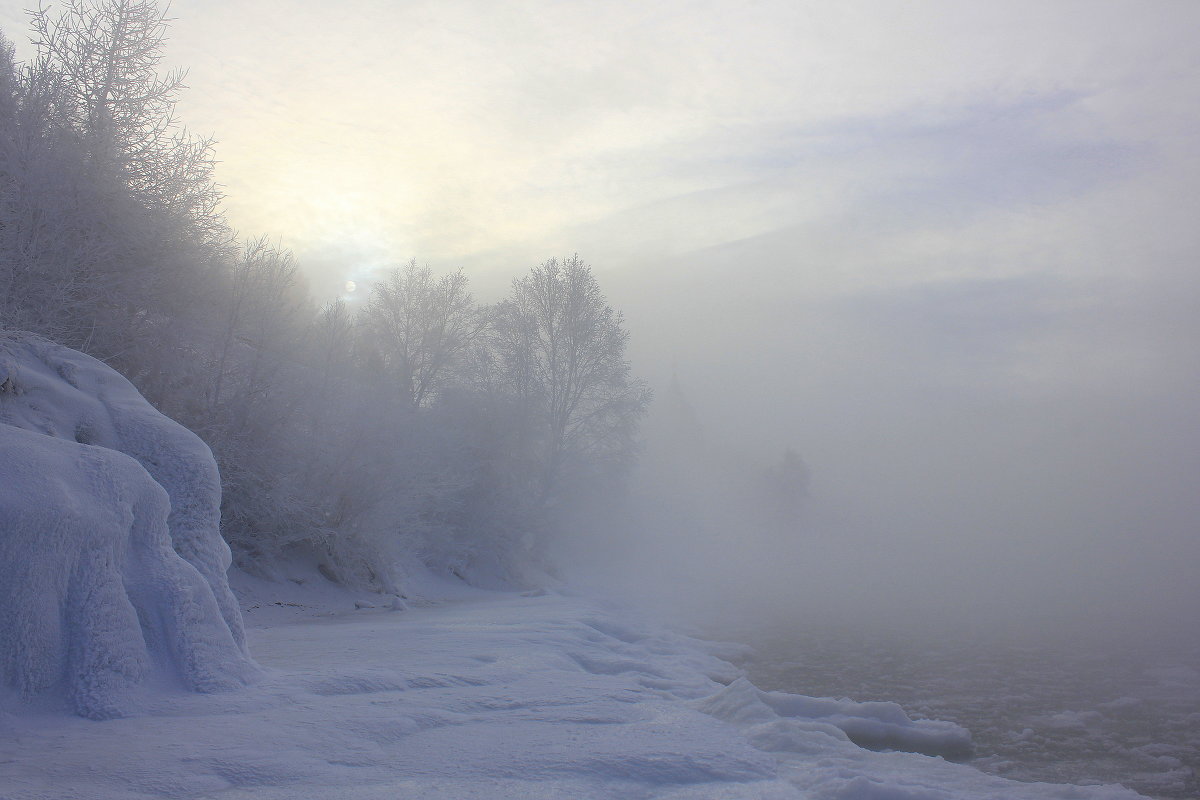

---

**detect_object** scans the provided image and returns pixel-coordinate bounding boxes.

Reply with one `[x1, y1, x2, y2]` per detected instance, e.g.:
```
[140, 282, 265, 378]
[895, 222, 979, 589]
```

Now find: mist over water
[554, 254, 1200, 794]
[557, 234, 1200, 795]
[556, 334, 1199, 797]
[566, 336, 1199, 652]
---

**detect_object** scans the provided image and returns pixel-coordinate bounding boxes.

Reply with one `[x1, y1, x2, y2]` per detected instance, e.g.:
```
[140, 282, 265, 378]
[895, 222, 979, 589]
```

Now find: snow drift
[0, 333, 255, 718]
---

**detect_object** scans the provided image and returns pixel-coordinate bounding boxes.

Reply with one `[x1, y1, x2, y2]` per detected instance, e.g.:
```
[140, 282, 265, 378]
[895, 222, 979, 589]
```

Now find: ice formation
[693, 677, 975, 760]
[0, 333, 255, 718]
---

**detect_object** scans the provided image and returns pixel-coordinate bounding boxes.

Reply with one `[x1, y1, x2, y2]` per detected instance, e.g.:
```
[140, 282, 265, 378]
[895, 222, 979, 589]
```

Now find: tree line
[0, 0, 649, 589]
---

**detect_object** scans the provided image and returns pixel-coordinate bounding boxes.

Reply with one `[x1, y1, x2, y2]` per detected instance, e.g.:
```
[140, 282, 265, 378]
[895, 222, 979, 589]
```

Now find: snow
[0, 333, 255, 719]
[0, 569, 1150, 799]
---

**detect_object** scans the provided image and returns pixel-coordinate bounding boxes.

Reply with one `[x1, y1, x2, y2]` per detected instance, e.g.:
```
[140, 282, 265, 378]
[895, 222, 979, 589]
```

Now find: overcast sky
[3, 0, 1197, 638]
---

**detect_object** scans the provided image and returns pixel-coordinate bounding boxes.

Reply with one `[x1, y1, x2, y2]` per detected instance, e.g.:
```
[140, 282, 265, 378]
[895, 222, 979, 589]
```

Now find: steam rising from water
[562, 267, 1200, 651]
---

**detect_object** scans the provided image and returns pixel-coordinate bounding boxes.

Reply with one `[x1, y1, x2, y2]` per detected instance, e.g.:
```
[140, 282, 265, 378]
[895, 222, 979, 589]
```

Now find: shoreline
[0, 572, 1150, 799]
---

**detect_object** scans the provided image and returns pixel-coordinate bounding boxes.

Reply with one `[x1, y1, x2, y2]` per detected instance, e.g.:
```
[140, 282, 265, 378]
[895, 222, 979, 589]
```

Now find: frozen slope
[0, 579, 1148, 799]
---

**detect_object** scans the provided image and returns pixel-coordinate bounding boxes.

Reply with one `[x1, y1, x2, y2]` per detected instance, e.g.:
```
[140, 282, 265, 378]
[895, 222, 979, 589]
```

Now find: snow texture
[0, 333, 255, 719]
[0, 570, 1150, 799]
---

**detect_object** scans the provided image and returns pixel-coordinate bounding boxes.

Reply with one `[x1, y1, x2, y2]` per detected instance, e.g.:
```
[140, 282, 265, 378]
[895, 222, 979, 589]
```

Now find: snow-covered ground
[0, 568, 1149, 799]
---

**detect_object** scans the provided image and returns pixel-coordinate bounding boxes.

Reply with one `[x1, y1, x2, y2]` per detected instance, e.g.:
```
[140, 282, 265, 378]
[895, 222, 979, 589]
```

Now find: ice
[693, 677, 975, 759]
[738, 626, 1200, 797]
[0, 334, 255, 718]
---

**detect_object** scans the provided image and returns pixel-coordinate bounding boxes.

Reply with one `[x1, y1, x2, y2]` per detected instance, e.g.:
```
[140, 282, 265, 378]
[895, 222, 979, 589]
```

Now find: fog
[550, 81, 1198, 645]
[562, 257, 1200, 647]
[583, 168, 1200, 646]
[7, 0, 1195, 647]
[538, 40, 1200, 645]
[270, 1, 1194, 648]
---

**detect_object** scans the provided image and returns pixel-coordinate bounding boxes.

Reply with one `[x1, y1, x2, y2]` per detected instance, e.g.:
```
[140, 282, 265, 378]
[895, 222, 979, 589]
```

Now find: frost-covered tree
[29, 0, 222, 238]
[2, 0, 229, 376]
[360, 261, 483, 409]
[193, 239, 318, 559]
[0, 31, 116, 346]
[491, 255, 650, 504]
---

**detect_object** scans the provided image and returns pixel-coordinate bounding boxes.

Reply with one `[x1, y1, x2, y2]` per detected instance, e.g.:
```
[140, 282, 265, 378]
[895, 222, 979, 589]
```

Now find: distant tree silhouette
[763, 447, 810, 532]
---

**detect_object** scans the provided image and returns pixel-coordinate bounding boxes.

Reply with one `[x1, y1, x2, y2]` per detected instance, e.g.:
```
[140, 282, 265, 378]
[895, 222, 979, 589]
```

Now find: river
[728, 625, 1199, 799]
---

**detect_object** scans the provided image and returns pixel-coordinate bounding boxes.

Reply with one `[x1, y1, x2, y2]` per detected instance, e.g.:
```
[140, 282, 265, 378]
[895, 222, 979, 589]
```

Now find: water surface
[731, 626, 1198, 799]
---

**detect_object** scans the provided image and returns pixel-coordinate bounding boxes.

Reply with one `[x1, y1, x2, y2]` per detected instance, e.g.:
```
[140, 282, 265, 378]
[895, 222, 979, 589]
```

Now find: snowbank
[693, 678, 974, 760]
[0, 333, 255, 718]
[0, 573, 1149, 798]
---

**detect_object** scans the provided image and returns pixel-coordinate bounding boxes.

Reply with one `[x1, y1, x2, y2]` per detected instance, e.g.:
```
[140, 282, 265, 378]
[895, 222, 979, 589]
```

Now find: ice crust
[0, 333, 255, 718]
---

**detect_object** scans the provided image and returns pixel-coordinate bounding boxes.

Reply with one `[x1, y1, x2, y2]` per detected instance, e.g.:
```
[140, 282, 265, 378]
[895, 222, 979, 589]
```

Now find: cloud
[141, 0, 1193, 272]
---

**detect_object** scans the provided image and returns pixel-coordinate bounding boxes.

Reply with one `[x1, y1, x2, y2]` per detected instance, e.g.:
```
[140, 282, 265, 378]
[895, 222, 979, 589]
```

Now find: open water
[734, 627, 1199, 799]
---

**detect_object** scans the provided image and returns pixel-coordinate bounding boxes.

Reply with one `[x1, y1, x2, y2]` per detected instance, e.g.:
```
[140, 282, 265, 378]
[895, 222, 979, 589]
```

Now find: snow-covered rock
[0, 333, 256, 718]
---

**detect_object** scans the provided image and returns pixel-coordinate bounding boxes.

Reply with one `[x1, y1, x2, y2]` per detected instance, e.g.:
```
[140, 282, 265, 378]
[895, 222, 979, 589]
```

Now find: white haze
[584, 161, 1200, 646]
[6, 0, 1195, 646]
[585, 136, 1200, 646]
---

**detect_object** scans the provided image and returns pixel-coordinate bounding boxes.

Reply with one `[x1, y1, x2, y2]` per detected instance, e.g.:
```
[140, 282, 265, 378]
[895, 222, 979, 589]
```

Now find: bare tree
[491, 255, 650, 502]
[29, 0, 222, 240]
[360, 260, 483, 408]
[205, 237, 306, 427]
[0, 0, 230, 375]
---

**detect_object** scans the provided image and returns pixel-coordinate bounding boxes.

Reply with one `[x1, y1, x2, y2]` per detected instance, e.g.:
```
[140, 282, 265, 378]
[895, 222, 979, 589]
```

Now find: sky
[2, 0, 1197, 641]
